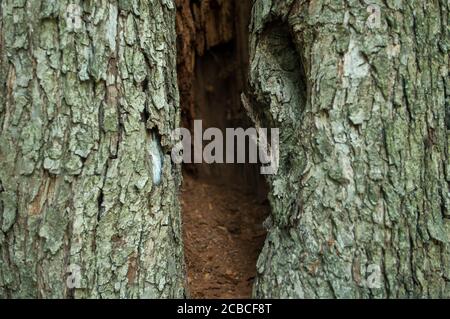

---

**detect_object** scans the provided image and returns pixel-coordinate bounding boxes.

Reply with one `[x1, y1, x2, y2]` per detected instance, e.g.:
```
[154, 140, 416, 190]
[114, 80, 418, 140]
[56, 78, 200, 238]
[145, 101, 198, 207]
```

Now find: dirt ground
[182, 173, 269, 299]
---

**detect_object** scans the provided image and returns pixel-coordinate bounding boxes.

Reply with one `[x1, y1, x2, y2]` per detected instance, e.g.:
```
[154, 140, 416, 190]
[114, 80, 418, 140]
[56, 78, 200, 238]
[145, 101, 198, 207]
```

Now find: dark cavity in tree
[176, 0, 270, 298]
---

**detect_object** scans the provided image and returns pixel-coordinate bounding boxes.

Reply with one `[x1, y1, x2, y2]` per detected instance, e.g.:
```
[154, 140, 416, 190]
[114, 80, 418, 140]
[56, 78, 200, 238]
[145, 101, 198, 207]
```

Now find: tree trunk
[249, 0, 450, 298]
[0, 0, 185, 298]
[2, 0, 449, 300]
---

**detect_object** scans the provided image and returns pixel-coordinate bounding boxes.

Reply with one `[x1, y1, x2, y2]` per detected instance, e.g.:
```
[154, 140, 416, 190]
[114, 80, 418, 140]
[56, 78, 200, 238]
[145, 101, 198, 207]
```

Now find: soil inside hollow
[182, 173, 269, 299]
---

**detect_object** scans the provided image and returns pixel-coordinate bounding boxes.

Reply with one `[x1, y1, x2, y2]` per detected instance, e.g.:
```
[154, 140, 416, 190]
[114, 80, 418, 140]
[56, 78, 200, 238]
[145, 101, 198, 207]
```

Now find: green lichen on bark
[249, 0, 450, 298]
[0, 0, 185, 298]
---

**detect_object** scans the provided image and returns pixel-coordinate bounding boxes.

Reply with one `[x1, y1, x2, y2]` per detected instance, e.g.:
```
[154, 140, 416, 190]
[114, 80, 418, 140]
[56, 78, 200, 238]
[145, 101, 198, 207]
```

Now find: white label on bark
[149, 133, 163, 186]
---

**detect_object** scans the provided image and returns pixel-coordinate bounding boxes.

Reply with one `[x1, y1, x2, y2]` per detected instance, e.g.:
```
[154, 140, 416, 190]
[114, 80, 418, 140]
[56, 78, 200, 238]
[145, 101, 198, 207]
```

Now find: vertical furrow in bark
[249, 0, 449, 298]
[0, 0, 184, 298]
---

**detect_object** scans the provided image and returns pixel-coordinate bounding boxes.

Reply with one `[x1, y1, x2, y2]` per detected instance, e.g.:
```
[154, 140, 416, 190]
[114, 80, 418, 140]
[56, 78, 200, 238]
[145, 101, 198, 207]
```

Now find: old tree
[0, 0, 184, 298]
[1, 0, 449, 298]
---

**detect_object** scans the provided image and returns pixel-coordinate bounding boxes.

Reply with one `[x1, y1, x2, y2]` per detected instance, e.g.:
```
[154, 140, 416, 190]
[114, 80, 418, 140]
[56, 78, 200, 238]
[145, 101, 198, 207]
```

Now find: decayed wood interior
[176, 0, 269, 298]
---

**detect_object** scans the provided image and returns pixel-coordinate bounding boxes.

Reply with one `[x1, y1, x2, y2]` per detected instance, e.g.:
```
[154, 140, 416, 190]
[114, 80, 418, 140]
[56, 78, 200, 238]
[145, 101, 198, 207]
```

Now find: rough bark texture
[0, 0, 185, 298]
[249, 0, 450, 298]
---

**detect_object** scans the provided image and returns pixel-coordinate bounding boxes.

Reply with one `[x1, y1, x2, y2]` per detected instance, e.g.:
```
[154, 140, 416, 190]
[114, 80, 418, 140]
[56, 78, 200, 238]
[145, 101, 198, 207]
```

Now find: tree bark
[2, 0, 449, 300]
[0, 0, 185, 298]
[249, 0, 450, 298]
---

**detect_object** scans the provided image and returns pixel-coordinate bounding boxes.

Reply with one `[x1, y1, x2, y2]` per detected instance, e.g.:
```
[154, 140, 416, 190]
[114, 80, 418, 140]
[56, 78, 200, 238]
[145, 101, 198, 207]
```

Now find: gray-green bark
[2, 0, 449, 300]
[249, 0, 450, 298]
[0, 0, 185, 298]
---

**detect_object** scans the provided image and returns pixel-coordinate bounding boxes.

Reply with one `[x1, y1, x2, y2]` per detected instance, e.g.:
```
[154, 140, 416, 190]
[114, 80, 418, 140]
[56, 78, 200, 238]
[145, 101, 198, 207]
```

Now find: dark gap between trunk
[176, 0, 269, 298]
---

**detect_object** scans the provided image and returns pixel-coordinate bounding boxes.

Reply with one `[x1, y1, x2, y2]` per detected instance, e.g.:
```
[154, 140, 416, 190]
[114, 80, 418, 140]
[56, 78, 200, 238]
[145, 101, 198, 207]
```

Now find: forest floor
[182, 173, 269, 298]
